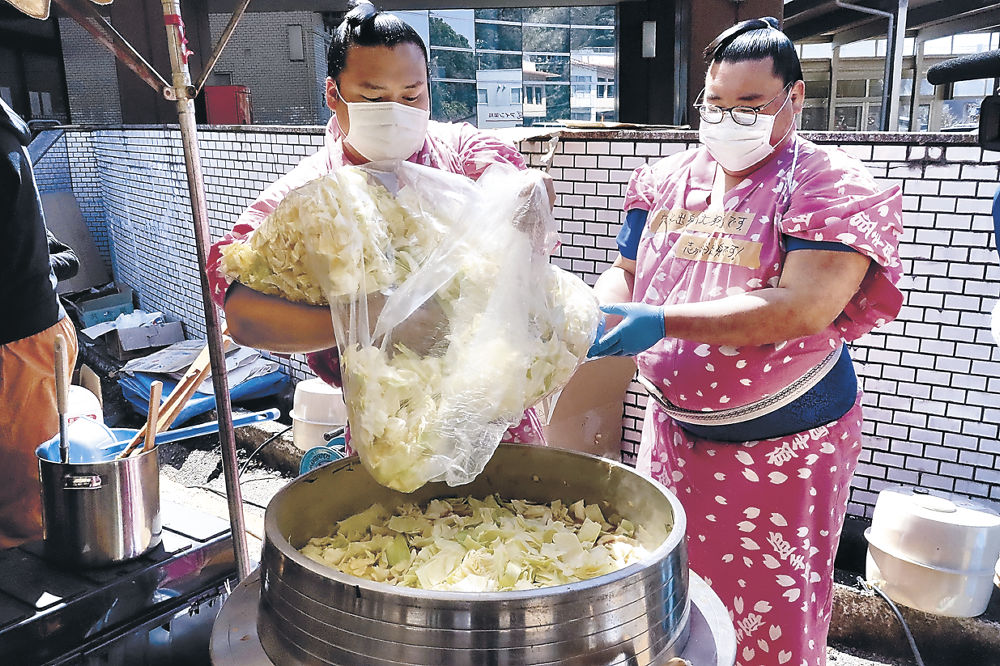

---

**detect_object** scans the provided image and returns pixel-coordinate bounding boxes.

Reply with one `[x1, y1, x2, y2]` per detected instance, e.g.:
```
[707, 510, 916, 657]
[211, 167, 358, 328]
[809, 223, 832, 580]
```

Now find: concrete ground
[155, 425, 947, 666]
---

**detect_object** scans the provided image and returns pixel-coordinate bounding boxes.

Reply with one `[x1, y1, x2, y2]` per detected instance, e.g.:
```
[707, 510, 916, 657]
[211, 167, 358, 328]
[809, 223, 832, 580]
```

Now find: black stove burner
[0, 502, 236, 665]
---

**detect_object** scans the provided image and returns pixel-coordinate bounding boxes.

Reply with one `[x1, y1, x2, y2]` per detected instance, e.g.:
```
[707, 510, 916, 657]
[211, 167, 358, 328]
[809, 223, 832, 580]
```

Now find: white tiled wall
[33, 126, 1000, 519]
[58, 18, 123, 126]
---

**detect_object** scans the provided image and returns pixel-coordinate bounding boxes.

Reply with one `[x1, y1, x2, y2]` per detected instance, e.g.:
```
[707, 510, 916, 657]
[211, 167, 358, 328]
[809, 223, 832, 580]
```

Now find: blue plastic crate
[77, 286, 134, 327]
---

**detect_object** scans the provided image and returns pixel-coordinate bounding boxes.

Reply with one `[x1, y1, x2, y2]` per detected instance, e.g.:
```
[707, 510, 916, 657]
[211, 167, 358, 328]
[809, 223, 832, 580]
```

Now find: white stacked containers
[290, 378, 347, 451]
[865, 487, 1000, 617]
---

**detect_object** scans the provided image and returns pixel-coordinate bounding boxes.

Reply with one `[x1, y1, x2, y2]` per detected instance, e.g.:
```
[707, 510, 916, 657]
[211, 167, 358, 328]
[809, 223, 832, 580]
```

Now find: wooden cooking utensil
[118, 333, 231, 459]
[142, 380, 162, 454]
[54, 334, 69, 464]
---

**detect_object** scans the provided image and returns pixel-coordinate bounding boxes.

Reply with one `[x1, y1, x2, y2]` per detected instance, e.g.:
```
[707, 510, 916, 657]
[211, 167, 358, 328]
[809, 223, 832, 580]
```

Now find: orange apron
[0, 316, 77, 549]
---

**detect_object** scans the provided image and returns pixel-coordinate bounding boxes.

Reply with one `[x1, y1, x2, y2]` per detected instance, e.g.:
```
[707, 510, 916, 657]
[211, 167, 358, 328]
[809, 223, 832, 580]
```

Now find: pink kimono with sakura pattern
[206, 116, 544, 444]
[623, 135, 903, 666]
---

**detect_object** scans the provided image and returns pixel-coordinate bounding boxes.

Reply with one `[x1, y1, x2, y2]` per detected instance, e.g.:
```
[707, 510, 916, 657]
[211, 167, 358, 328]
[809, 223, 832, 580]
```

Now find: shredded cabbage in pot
[299, 495, 654, 591]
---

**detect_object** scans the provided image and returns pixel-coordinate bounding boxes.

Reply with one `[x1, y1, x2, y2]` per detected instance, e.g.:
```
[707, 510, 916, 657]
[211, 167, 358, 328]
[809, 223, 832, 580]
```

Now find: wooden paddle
[141, 380, 162, 454]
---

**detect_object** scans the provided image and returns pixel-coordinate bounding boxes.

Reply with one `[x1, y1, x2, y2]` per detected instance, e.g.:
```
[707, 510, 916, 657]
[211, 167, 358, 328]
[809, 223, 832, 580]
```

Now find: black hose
[239, 424, 292, 477]
[857, 576, 926, 666]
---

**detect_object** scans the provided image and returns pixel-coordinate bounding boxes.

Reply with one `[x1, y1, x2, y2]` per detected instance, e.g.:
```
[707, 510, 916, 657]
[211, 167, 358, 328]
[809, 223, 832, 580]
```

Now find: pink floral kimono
[624, 135, 903, 666]
[207, 116, 544, 445]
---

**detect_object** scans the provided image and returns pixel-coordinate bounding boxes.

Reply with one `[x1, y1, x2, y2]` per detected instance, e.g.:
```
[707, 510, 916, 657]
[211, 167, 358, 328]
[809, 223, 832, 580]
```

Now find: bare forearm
[664, 289, 829, 346]
[665, 251, 872, 346]
[223, 282, 335, 353]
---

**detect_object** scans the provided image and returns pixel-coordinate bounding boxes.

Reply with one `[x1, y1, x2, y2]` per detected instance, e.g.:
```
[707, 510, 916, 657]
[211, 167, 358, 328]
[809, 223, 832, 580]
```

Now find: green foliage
[429, 17, 471, 49]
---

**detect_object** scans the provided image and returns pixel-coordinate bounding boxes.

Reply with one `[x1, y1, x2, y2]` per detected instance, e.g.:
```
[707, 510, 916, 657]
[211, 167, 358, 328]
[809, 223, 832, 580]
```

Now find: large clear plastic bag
[222, 161, 600, 492]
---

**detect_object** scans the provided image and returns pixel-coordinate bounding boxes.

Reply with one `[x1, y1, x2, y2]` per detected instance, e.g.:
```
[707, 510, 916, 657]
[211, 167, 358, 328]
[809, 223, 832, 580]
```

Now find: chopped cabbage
[299, 495, 655, 592]
[220, 164, 601, 492]
[220, 169, 446, 303]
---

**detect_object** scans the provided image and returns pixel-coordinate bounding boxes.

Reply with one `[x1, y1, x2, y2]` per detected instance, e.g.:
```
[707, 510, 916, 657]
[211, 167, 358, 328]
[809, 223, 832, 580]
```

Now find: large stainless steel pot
[36, 445, 162, 567]
[258, 444, 688, 665]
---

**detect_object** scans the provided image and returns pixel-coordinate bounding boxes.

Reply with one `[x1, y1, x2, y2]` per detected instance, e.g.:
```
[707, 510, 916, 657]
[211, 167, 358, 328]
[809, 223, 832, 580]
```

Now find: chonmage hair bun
[761, 16, 779, 30]
[345, 0, 377, 26]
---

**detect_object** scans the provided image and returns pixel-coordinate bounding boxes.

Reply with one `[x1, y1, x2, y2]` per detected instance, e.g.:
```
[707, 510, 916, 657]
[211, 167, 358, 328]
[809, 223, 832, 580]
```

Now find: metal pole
[160, 0, 251, 581]
[192, 0, 253, 96]
[834, 0, 896, 131]
[909, 36, 925, 131]
[885, 0, 908, 132]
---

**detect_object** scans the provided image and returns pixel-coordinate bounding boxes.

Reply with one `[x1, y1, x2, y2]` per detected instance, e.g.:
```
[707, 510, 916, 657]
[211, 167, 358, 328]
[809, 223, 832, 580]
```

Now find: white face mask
[698, 90, 792, 173]
[336, 89, 429, 162]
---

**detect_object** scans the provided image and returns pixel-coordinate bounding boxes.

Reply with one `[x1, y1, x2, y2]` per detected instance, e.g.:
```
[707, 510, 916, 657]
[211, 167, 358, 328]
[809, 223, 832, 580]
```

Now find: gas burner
[210, 570, 737, 666]
[0, 502, 236, 665]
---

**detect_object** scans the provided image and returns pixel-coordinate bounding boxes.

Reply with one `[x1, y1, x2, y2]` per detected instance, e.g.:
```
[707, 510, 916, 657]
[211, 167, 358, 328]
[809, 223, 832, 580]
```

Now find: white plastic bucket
[290, 378, 346, 451]
[67, 385, 103, 425]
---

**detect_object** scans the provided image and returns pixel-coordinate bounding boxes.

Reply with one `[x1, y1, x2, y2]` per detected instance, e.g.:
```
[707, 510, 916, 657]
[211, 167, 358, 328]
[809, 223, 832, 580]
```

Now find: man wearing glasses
[589, 17, 903, 666]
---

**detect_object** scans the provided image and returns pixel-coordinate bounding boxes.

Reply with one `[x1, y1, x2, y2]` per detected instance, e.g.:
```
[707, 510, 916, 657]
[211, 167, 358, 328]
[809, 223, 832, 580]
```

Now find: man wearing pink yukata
[590, 18, 903, 666]
[207, 0, 547, 445]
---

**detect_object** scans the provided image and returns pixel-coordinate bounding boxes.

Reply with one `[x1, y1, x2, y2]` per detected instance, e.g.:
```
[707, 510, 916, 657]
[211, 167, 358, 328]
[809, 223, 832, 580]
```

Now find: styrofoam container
[865, 487, 1000, 617]
[67, 385, 103, 425]
[290, 378, 346, 451]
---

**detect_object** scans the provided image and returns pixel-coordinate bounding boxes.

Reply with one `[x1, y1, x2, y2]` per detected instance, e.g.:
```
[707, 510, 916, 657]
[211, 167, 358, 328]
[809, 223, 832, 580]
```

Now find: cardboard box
[76, 285, 135, 328]
[111, 320, 185, 361]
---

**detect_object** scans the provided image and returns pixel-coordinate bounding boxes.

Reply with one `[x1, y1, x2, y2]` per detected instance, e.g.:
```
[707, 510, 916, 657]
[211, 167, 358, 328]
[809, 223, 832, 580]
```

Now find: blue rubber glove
[587, 303, 666, 358]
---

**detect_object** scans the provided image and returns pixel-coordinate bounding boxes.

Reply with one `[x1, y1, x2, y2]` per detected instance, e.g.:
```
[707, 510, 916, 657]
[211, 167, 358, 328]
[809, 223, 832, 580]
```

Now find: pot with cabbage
[256, 444, 689, 665]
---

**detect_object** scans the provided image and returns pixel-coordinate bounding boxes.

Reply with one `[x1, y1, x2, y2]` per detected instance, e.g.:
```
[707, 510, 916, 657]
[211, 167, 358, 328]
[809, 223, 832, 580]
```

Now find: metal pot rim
[266, 444, 687, 602]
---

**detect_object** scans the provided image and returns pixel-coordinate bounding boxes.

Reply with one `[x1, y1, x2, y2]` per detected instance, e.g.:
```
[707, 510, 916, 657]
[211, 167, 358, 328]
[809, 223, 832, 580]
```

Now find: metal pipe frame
[160, 0, 251, 581]
[193, 0, 253, 95]
[834, 0, 908, 132]
[51, 0, 172, 98]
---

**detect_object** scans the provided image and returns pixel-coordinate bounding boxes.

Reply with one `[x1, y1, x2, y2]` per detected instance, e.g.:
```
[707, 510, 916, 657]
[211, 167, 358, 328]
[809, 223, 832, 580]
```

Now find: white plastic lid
[870, 486, 1000, 573]
[293, 378, 347, 424]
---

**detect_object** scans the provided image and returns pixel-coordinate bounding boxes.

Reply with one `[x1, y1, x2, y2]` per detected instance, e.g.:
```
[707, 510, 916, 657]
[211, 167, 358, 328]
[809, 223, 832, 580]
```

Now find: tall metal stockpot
[258, 444, 689, 665]
[36, 444, 161, 568]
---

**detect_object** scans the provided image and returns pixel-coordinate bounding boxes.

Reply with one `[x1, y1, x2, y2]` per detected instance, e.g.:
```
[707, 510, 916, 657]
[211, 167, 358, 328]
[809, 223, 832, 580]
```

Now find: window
[523, 8, 569, 24]
[431, 81, 477, 122]
[836, 79, 867, 98]
[571, 7, 615, 26]
[597, 76, 613, 98]
[805, 79, 830, 100]
[864, 105, 882, 131]
[954, 79, 990, 98]
[477, 53, 522, 70]
[429, 11, 475, 49]
[288, 25, 304, 62]
[475, 8, 523, 22]
[413, 5, 617, 127]
[476, 23, 522, 51]
[834, 105, 861, 130]
[801, 106, 828, 130]
[523, 26, 570, 53]
[430, 49, 476, 80]
[571, 27, 615, 50]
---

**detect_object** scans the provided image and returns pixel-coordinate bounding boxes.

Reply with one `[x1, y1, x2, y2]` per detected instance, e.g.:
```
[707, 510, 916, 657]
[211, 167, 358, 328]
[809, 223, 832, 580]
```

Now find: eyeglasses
[695, 82, 793, 126]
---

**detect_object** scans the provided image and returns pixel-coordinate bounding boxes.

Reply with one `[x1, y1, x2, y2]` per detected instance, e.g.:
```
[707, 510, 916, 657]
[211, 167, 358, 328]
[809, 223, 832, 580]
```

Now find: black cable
[186, 483, 269, 512]
[239, 424, 292, 477]
[857, 576, 926, 666]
